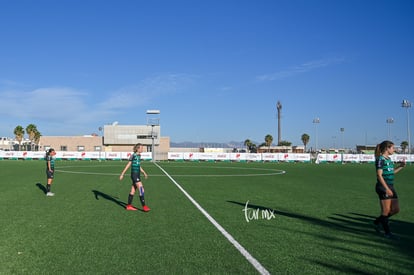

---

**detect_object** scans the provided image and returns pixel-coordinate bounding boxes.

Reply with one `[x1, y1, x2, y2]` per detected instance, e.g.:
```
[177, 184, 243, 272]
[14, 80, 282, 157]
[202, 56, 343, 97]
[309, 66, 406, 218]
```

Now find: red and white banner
[1, 151, 413, 163]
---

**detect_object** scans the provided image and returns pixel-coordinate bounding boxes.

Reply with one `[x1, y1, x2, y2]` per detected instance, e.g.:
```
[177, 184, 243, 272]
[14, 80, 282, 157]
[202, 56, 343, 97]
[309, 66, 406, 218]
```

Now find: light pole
[340, 128, 345, 163]
[340, 128, 344, 151]
[276, 101, 282, 145]
[386, 118, 394, 140]
[98, 126, 103, 160]
[146, 110, 160, 162]
[313, 117, 320, 152]
[401, 100, 411, 154]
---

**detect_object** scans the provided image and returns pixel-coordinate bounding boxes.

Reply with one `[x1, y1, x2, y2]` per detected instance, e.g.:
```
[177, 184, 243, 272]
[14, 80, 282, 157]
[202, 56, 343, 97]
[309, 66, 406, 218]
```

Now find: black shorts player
[119, 143, 150, 212]
[376, 183, 398, 200]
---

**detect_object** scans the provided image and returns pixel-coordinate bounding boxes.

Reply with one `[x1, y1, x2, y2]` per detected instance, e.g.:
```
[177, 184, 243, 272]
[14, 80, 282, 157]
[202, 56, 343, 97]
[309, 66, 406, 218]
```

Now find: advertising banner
[292, 153, 311, 162]
[183, 152, 198, 161]
[343, 154, 360, 163]
[105, 152, 122, 160]
[230, 153, 246, 161]
[244, 153, 261, 162]
[359, 154, 375, 163]
[1, 151, 413, 163]
[326, 154, 342, 162]
[262, 153, 279, 162]
[168, 152, 184, 160]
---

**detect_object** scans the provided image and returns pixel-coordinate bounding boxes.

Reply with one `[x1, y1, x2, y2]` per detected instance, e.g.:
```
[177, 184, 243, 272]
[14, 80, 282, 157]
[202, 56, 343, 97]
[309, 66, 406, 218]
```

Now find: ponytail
[375, 140, 394, 158]
[45, 148, 55, 157]
[374, 144, 381, 158]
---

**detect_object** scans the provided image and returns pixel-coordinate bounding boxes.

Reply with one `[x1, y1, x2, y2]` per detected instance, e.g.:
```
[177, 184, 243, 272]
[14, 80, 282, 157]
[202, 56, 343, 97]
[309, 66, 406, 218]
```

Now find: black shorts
[376, 183, 398, 200]
[130, 173, 141, 185]
[46, 170, 54, 179]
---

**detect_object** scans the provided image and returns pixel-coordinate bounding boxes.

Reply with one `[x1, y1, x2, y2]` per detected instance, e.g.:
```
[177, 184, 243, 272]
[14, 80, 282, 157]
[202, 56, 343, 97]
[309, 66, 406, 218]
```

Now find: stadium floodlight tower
[386, 118, 394, 140]
[146, 110, 160, 162]
[340, 127, 345, 151]
[313, 117, 320, 153]
[401, 100, 411, 154]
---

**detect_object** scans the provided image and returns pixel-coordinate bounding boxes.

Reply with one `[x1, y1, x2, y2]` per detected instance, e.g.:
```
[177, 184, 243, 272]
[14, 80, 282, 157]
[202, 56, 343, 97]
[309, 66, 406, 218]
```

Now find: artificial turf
[1, 160, 413, 274]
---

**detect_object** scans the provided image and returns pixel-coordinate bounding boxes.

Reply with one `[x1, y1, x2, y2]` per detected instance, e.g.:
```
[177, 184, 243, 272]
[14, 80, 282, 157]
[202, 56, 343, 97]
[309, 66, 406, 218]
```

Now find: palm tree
[13, 125, 25, 151]
[250, 143, 257, 153]
[301, 133, 310, 152]
[33, 130, 42, 150]
[26, 124, 38, 151]
[401, 141, 408, 153]
[279, 140, 292, 146]
[244, 139, 252, 153]
[26, 124, 37, 140]
[265, 134, 273, 152]
[33, 131, 42, 145]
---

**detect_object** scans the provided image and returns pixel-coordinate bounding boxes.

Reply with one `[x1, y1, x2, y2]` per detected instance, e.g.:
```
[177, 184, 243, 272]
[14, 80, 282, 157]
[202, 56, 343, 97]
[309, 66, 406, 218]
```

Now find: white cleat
[46, 192, 55, 196]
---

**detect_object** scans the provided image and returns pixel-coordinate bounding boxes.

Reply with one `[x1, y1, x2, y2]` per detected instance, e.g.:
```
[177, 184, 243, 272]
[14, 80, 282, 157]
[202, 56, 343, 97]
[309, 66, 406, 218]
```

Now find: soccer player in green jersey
[45, 148, 56, 196]
[373, 140, 405, 239]
[120, 143, 150, 212]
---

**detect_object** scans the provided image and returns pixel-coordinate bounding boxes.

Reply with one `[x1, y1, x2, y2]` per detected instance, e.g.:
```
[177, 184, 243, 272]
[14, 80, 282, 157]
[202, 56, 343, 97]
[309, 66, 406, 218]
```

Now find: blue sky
[1, 0, 413, 149]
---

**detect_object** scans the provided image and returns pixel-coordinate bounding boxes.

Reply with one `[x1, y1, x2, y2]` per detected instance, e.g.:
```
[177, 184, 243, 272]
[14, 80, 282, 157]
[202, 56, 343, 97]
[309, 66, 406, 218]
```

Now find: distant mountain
[170, 141, 249, 148]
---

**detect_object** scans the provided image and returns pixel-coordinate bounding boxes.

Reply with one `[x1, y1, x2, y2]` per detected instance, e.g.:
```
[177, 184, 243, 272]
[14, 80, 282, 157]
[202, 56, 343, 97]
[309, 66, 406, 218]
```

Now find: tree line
[244, 133, 410, 153]
[11, 125, 410, 153]
[13, 124, 41, 151]
[243, 134, 296, 153]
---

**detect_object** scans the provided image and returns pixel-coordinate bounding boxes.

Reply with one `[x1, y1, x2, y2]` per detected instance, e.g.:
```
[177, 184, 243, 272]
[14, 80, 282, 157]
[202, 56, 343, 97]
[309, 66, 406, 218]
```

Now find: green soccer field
[1, 160, 413, 274]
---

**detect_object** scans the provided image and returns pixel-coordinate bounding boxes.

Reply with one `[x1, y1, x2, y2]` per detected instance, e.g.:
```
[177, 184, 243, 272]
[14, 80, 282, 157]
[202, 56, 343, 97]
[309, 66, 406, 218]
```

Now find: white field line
[155, 162, 270, 275]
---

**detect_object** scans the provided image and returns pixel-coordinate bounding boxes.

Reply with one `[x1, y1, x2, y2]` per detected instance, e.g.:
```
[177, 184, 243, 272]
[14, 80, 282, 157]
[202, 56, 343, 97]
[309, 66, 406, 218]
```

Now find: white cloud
[0, 79, 30, 87]
[256, 57, 345, 81]
[98, 73, 195, 110]
[0, 73, 196, 136]
[0, 87, 88, 121]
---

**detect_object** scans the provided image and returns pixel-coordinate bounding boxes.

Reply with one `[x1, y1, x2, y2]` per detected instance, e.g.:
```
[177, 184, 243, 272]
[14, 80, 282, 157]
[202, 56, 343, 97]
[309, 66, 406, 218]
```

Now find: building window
[77, 146, 85, 151]
[60, 146, 67, 151]
[94, 146, 101, 151]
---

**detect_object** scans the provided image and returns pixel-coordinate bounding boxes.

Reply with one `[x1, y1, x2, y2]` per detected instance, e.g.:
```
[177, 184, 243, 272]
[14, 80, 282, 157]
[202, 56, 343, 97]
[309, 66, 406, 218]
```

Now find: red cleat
[126, 204, 137, 211]
[142, 205, 151, 212]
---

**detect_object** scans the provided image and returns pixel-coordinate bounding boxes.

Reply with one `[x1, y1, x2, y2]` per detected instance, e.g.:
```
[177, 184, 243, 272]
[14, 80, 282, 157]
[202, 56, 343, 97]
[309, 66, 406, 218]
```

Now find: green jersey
[129, 153, 142, 174]
[375, 155, 394, 185]
[46, 155, 55, 170]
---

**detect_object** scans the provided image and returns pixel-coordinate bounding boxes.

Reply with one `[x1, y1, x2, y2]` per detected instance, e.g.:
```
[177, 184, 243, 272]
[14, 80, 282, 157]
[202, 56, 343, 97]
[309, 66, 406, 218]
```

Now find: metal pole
[386, 118, 394, 141]
[409, 108, 411, 154]
[146, 110, 160, 162]
[402, 100, 411, 154]
[340, 128, 344, 163]
[407, 107, 411, 154]
[151, 125, 155, 162]
[313, 118, 320, 152]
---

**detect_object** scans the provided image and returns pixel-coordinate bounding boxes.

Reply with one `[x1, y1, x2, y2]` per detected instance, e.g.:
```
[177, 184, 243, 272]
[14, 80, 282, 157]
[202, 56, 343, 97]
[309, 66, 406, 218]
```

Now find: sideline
[155, 162, 270, 275]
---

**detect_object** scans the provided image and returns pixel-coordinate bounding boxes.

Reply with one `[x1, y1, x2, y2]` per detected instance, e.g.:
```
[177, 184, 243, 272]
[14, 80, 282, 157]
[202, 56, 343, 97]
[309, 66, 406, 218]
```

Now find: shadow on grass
[341, 212, 414, 257]
[227, 200, 414, 274]
[35, 182, 47, 194]
[92, 190, 127, 209]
